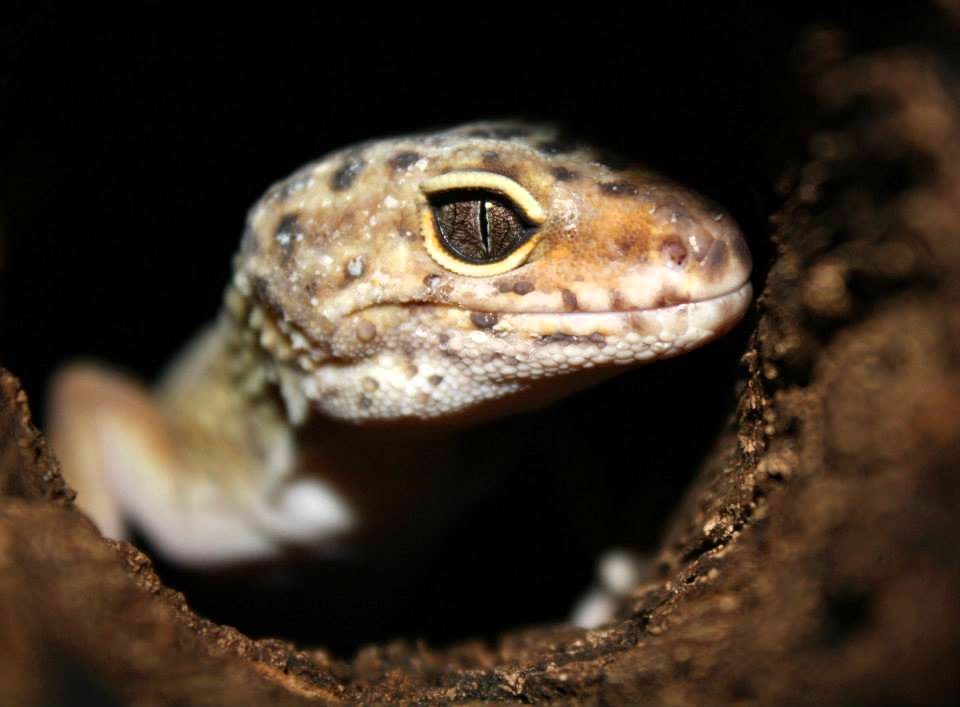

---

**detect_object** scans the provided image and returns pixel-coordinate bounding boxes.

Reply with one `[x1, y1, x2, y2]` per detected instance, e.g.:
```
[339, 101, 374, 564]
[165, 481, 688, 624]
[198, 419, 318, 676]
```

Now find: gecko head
[232, 122, 752, 424]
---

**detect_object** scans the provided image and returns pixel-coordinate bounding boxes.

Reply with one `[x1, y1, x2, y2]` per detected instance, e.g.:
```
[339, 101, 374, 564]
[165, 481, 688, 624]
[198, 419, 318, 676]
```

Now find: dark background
[0, 3, 924, 656]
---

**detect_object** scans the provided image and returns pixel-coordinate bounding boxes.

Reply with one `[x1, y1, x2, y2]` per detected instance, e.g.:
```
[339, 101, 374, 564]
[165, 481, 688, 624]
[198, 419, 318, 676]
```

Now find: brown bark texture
[2, 21, 960, 707]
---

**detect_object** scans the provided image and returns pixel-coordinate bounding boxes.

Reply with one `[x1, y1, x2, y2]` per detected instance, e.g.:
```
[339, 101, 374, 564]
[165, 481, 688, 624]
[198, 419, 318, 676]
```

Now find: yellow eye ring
[418, 171, 546, 277]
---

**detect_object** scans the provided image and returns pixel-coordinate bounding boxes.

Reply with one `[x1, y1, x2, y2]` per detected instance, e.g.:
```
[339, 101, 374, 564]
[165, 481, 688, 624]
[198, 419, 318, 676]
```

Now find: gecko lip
[462, 281, 754, 319]
[465, 282, 753, 348]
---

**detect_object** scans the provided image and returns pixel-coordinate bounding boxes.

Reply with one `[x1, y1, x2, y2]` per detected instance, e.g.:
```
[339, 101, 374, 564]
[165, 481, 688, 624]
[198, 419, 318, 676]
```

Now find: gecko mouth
[468, 280, 754, 318]
[453, 282, 754, 357]
[335, 278, 755, 321]
[245, 282, 753, 383]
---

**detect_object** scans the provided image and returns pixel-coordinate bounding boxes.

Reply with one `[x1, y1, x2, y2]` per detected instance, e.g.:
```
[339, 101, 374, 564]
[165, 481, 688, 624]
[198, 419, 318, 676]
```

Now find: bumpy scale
[48, 122, 752, 582]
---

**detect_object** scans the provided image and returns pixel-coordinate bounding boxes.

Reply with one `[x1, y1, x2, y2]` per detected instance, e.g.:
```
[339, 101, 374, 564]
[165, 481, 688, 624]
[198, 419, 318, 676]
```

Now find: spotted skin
[48, 122, 752, 570]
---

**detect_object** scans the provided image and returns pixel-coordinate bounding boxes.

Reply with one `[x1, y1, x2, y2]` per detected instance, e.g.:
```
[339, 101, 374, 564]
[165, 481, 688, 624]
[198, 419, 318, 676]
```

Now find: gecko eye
[431, 190, 533, 264]
[419, 171, 546, 277]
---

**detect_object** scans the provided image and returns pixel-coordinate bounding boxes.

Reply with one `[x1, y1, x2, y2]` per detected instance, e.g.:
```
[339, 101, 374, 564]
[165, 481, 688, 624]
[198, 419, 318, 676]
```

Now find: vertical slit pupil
[478, 199, 490, 255]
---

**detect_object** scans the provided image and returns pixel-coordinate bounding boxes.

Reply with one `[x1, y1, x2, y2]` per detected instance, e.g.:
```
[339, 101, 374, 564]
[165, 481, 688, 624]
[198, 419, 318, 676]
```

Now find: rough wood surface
[2, 18, 960, 707]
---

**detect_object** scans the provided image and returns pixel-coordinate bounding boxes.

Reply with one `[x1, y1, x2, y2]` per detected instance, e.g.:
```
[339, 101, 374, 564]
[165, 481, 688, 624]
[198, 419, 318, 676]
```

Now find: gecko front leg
[48, 321, 355, 566]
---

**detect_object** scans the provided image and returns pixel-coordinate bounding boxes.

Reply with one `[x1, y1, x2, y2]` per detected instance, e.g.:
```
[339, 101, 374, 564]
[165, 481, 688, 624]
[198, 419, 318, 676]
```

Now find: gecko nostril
[661, 238, 689, 269]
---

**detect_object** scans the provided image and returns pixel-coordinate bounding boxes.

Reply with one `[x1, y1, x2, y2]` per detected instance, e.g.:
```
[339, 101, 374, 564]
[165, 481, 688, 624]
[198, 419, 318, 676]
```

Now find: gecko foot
[570, 547, 650, 629]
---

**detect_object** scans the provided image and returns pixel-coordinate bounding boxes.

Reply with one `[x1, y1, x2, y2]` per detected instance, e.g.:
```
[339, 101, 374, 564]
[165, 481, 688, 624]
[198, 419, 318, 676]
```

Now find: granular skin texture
[2, 9, 960, 706]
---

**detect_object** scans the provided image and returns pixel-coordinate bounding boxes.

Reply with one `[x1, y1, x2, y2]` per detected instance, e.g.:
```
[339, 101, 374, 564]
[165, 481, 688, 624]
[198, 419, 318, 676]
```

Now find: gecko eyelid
[420, 171, 546, 224]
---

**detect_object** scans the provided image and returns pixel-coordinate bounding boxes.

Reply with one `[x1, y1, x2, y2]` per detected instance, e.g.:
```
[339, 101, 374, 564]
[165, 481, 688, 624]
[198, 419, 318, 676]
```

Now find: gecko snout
[650, 209, 753, 304]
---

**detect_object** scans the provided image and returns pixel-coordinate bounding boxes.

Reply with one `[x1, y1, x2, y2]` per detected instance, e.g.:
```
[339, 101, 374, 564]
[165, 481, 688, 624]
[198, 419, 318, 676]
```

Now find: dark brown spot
[470, 311, 499, 329]
[600, 181, 640, 197]
[611, 290, 628, 311]
[512, 280, 535, 295]
[437, 332, 450, 344]
[551, 166, 578, 182]
[538, 138, 577, 155]
[274, 213, 300, 264]
[615, 236, 635, 256]
[496, 280, 513, 293]
[482, 151, 500, 163]
[428, 374, 444, 386]
[703, 240, 730, 279]
[331, 156, 365, 191]
[661, 238, 689, 268]
[389, 151, 421, 171]
[358, 395, 373, 410]
[423, 273, 443, 288]
[405, 363, 419, 378]
[561, 289, 579, 311]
